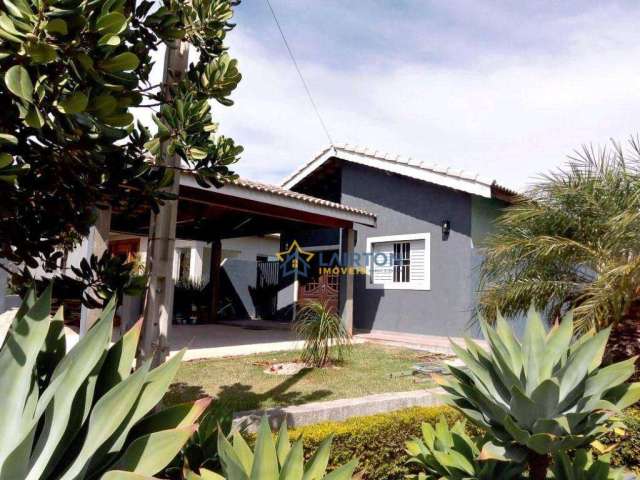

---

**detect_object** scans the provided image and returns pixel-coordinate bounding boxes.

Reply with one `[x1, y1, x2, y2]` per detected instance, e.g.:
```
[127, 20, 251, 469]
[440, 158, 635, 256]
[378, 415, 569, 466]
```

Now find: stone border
[232, 387, 445, 433]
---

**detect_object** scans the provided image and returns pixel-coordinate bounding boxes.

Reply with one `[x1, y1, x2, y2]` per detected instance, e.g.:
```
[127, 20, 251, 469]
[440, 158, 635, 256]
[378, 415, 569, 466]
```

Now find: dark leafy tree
[0, 0, 243, 301]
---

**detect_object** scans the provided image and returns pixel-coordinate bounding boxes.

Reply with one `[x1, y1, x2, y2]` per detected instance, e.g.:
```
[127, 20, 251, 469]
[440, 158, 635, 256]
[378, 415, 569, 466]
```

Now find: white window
[366, 233, 430, 290]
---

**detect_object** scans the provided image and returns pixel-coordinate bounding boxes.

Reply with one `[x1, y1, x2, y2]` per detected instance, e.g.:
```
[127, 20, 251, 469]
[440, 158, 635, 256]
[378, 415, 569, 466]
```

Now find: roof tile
[228, 177, 376, 218]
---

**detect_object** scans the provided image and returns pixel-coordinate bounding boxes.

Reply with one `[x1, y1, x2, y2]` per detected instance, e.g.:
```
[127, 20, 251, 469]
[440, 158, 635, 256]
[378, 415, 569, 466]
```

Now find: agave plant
[436, 308, 640, 480]
[198, 416, 358, 480]
[163, 409, 234, 479]
[405, 416, 524, 480]
[551, 450, 626, 480]
[294, 301, 352, 368]
[0, 284, 208, 479]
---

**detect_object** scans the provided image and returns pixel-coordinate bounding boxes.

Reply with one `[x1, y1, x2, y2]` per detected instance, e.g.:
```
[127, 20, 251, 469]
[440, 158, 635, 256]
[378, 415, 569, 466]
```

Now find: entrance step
[355, 330, 487, 354]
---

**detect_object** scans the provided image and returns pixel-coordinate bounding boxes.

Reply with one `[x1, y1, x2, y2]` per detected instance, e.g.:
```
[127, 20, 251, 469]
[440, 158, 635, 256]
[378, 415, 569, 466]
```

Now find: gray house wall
[339, 163, 478, 337]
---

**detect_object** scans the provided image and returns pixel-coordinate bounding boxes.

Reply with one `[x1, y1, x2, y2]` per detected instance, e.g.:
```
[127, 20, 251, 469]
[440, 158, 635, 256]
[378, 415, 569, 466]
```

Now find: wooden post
[209, 238, 222, 323]
[80, 207, 112, 335]
[340, 228, 355, 334]
[139, 41, 189, 366]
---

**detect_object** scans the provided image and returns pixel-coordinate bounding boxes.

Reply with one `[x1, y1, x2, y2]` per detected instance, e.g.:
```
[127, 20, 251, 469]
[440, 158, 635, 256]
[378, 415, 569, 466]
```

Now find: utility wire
[264, 0, 335, 148]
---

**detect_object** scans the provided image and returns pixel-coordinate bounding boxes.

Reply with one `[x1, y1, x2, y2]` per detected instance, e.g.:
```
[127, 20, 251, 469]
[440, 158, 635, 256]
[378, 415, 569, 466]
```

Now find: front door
[297, 250, 340, 313]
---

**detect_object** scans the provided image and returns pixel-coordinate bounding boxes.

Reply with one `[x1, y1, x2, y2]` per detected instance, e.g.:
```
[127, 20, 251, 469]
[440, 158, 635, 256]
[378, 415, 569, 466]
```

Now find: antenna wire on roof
[264, 0, 335, 149]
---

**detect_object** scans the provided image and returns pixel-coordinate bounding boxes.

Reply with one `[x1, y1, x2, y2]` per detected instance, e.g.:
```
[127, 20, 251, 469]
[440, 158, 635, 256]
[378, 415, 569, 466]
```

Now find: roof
[228, 177, 376, 219]
[281, 144, 518, 200]
[179, 173, 376, 227]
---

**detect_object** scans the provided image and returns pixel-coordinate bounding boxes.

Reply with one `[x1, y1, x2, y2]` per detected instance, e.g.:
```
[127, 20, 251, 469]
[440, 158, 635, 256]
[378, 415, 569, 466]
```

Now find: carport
[82, 173, 375, 361]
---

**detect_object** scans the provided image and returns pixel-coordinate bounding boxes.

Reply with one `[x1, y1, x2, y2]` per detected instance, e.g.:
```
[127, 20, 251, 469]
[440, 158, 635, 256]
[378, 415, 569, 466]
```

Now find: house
[277, 144, 516, 339]
[0, 174, 374, 352]
[0, 144, 514, 356]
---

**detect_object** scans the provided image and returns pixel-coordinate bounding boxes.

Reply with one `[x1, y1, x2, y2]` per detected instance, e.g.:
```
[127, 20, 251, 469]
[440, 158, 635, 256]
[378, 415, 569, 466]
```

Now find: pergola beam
[208, 237, 222, 323]
[340, 228, 355, 334]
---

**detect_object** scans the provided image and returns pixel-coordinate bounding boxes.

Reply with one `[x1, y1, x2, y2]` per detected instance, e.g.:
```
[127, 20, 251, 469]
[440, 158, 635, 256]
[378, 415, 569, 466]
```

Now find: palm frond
[478, 136, 640, 331]
[293, 301, 352, 367]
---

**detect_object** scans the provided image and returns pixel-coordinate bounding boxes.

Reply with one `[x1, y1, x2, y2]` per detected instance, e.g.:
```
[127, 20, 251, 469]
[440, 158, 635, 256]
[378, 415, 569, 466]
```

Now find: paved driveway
[169, 323, 303, 360]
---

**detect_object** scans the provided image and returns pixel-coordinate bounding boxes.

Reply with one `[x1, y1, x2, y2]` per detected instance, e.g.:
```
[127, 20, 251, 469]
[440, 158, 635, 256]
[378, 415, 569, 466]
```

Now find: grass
[163, 343, 435, 417]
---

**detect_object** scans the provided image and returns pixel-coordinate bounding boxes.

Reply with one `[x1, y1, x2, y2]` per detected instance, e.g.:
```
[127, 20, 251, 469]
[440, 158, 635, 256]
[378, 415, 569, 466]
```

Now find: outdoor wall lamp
[442, 219, 451, 240]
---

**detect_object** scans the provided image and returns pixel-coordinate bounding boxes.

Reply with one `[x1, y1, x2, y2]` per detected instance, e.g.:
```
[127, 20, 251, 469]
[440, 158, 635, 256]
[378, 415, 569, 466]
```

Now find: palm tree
[478, 137, 640, 371]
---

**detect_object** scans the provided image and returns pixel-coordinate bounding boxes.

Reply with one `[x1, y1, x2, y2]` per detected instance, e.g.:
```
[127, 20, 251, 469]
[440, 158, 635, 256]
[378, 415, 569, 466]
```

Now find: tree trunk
[527, 451, 551, 480]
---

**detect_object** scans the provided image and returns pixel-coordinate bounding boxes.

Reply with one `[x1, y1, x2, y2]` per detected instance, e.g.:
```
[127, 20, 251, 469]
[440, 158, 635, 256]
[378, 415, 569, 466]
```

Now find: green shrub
[286, 405, 640, 480]
[289, 407, 464, 479]
[603, 407, 640, 475]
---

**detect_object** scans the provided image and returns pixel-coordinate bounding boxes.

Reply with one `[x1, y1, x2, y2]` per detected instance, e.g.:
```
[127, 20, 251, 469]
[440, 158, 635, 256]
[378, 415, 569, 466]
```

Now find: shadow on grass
[165, 367, 333, 417]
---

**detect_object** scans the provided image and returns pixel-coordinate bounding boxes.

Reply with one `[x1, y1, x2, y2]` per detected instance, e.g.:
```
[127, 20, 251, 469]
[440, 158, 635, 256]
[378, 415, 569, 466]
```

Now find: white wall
[220, 236, 280, 318]
[171, 235, 280, 318]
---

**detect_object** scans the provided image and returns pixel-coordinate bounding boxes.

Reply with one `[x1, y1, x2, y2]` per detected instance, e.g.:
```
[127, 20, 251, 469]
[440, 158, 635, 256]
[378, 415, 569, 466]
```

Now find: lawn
[163, 343, 436, 417]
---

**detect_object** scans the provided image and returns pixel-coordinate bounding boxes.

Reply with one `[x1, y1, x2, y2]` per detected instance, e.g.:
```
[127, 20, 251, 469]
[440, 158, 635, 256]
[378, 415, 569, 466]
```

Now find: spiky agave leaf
[215, 416, 358, 480]
[437, 308, 640, 458]
[551, 450, 626, 480]
[405, 416, 525, 480]
[0, 283, 208, 480]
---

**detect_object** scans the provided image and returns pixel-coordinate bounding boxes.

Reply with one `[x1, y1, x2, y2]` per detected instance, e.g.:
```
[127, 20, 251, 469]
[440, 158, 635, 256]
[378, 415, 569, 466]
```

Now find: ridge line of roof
[280, 143, 517, 197]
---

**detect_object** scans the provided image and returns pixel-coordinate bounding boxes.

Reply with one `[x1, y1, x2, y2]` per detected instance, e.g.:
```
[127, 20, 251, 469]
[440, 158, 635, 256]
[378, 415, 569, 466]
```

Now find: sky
[155, 1, 640, 191]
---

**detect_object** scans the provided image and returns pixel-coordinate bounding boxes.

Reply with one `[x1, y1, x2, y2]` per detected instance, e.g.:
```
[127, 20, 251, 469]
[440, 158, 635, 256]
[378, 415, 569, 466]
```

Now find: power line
[264, 0, 335, 148]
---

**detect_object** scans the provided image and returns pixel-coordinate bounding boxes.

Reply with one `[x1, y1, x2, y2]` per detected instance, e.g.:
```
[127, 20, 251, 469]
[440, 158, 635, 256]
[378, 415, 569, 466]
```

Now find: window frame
[365, 233, 430, 291]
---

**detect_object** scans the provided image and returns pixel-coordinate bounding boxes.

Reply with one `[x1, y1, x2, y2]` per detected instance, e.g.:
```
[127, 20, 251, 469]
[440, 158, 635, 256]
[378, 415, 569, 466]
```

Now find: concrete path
[169, 323, 304, 361]
[355, 330, 487, 354]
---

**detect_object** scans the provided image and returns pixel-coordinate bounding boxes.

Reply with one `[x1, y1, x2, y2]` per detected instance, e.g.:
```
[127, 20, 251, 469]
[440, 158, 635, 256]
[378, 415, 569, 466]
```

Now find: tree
[478, 137, 640, 371]
[0, 0, 243, 298]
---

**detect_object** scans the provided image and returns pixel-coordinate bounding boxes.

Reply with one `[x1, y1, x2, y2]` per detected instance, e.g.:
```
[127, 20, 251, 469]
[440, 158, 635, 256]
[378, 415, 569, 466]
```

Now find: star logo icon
[276, 240, 315, 278]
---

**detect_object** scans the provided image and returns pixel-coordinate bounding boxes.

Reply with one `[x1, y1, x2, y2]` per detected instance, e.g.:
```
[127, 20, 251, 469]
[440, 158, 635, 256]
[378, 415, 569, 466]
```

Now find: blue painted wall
[338, 163, 481, 337]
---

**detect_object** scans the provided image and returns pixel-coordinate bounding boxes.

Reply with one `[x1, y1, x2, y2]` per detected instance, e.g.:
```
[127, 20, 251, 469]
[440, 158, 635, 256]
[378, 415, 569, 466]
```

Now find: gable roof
[281, 144, 517, 200]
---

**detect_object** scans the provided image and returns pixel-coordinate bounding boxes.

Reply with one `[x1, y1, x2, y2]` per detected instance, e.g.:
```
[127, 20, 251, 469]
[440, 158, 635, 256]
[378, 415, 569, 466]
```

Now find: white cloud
[138, 3, 640, 192]
[209, 4, 640, 191]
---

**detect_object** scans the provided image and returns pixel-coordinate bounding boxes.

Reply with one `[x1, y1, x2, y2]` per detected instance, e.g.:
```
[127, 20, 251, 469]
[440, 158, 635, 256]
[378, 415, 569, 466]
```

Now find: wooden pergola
[81, 173, 376, 362]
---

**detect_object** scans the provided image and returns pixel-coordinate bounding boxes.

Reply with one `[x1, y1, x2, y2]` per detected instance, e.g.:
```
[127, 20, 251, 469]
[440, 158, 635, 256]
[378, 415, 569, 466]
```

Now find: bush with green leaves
[294, 301, 352, 368]
[405, 416, 524, 480]
[0, 0, 242, 293]
[436, 308, 640, 480]
[0, 284, 208, 479]
[605, 408, 640, 474]
[200, 417, 358, 480]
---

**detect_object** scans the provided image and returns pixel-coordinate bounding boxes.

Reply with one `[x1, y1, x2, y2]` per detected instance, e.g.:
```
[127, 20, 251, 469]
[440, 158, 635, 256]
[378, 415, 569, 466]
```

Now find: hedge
[289, 406, 464, 479]
[288, 406, 640, 480]
[604, 407, 640, 474]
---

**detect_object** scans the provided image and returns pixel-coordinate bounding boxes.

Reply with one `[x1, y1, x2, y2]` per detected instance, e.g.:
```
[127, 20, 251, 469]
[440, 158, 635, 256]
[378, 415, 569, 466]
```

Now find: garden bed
[163, 343, 438, 417]
[286, 406, 640, 480]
